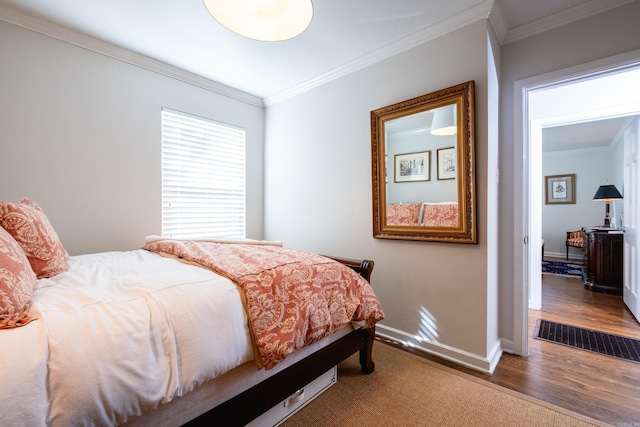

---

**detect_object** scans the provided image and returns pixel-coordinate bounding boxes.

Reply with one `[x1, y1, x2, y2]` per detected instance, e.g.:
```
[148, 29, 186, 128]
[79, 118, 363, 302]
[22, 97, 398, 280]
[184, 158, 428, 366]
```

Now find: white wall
[265, 21, 497, 371]
[0, 21, 265, 255]
[486, 27, 501, 372]
[498, 1, 640, 345]
[541, 150, 611, 259]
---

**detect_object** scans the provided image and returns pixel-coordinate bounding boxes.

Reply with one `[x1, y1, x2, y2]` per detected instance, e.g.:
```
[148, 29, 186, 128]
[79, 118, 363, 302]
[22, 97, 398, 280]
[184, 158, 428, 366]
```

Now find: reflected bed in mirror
[371, 81, 476, 243]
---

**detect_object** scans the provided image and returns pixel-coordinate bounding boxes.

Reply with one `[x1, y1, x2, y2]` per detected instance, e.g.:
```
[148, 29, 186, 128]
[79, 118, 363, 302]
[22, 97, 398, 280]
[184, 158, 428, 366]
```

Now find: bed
[0, 198, 384, 426]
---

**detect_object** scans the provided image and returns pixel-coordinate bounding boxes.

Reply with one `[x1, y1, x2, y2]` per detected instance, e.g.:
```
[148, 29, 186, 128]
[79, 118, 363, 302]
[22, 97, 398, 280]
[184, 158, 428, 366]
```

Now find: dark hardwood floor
[388, 259, 640, 425]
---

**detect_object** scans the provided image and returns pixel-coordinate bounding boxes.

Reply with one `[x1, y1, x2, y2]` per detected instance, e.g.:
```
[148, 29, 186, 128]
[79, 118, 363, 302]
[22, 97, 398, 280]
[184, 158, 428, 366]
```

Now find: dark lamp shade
[593, 185, 623, 201]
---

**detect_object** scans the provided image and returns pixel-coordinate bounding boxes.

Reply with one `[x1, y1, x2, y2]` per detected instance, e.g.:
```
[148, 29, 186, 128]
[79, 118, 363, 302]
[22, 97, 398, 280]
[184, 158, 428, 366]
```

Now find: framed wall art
[437, 147, 456, 180]
[394, 151, 430, 183]
[545, 174, 576, 204]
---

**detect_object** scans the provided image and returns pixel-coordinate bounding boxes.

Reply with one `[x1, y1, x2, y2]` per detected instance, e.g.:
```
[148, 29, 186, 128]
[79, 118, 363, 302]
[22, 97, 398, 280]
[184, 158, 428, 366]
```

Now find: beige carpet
[282, 342, 608, 427]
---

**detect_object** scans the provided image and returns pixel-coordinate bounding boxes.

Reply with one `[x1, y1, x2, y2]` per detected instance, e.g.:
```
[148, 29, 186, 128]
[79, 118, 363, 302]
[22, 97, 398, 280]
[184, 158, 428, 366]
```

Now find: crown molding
[388, 127, 431, 141]
[0, 0, 496, 108]
[0, 4, 264, 108]
[487, 1, 507, 45]
[609, 115, 636, 151]
[264, 0, 493, 106]
[9, 0, 628, 108]
[543, 145, 611, 156]
[498, 0, 634, 45]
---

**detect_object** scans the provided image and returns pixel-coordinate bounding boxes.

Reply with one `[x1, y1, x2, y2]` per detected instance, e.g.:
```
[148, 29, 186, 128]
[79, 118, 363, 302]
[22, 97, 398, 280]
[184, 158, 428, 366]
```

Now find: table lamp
[592, 180, 623, 227]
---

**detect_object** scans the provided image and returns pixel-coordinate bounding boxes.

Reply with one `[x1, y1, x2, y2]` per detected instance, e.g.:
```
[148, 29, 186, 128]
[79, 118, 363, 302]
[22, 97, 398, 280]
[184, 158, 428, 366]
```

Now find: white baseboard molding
[500, 338, 515, 354]
[376, 324, 502, 374]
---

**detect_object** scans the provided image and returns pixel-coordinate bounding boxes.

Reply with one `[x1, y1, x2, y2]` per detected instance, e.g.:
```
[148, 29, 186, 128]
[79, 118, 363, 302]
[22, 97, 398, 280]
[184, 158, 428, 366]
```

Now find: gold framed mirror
[371, 81, 476, 243]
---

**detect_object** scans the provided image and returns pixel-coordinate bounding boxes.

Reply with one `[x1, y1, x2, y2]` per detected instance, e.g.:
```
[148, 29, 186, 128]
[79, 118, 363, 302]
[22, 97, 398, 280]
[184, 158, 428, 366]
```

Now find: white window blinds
[161, 108, 246, 239]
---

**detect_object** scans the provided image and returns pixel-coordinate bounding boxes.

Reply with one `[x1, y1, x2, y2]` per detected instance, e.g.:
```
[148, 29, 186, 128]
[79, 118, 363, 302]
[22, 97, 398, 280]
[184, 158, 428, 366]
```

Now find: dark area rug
[534, 319, 640, 364]
[542, 260, 582, 278]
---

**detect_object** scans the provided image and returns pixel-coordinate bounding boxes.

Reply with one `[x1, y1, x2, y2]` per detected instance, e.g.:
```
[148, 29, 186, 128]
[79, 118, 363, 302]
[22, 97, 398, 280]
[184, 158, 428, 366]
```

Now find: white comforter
[0, 250, 254, 426]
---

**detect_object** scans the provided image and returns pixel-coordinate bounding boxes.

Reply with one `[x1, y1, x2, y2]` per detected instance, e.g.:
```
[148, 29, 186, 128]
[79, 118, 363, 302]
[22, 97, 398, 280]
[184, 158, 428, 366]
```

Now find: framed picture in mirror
[395, 151, 430, 182]
[437, 147, 456, 180]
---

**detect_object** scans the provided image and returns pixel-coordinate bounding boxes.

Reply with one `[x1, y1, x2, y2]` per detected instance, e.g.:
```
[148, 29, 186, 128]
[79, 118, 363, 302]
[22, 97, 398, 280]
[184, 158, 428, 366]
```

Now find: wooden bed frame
[185, 256, 376, 426]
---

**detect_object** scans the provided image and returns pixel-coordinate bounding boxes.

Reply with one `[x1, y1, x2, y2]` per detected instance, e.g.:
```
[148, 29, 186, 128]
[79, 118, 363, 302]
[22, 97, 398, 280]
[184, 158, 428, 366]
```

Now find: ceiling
[0, 0, 634, 147]
[542, 117, 629, 153]
[0, 0, 632, 102]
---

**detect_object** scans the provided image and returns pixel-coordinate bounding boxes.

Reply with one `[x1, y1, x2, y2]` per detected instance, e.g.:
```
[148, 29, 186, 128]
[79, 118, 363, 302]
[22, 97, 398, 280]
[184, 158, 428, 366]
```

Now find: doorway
[514, 52, 640, 357]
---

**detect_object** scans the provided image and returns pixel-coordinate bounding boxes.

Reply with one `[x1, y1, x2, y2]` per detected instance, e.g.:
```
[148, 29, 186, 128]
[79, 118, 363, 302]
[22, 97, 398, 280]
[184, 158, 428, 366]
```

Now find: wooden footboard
[184, 257, 376, 427]
[326, 255, 375, 283]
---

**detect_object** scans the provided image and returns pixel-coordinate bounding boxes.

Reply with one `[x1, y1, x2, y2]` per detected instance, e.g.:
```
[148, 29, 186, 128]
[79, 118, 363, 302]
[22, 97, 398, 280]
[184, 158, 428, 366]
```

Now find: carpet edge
[376, 341, 609, 427]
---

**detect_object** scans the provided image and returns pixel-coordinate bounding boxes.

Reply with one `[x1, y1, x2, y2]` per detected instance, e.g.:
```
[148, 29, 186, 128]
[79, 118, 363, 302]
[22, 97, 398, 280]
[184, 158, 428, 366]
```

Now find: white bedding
[0, 250, 255, 426]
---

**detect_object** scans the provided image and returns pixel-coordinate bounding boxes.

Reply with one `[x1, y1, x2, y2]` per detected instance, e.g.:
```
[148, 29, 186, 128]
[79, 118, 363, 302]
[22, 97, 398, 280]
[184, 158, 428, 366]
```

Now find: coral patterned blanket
[142, 238, 385, 369]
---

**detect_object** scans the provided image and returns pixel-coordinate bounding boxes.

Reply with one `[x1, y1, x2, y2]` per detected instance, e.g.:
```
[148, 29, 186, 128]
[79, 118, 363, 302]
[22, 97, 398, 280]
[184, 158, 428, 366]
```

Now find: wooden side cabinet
[583, 229, 623, 295]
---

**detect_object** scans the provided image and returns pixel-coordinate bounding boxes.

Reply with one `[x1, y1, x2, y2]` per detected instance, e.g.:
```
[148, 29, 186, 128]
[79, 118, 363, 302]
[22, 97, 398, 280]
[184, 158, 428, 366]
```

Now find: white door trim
[623, 118, 640, 323]
[512, 49, 640, 357]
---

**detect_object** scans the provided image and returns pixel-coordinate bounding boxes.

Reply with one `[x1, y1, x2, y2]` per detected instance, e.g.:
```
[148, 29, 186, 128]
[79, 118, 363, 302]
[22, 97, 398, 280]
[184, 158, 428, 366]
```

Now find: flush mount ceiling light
[203, 0, 313, 42]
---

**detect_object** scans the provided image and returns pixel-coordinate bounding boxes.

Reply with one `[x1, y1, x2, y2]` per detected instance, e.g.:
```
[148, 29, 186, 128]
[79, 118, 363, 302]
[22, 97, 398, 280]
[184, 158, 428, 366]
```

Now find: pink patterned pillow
[386, 203, 421, 226]
[421, 203, 459, 227]
[0, 198, 69, 278]
[0, 226, 38, 329]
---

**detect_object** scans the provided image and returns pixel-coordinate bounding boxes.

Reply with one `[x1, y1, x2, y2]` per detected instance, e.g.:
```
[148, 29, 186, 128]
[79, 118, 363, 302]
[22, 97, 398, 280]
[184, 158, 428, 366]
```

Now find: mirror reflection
[371, 81, 476, 243]
[386, 105, 458, 227]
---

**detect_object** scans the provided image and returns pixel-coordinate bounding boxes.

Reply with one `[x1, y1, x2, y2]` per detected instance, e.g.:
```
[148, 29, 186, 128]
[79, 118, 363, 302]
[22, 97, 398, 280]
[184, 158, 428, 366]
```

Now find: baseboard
[376, 324, 501, 374]
[544, 251, 582, 261]
[500, 338, 515, 354]
[487, 339, 503, 373]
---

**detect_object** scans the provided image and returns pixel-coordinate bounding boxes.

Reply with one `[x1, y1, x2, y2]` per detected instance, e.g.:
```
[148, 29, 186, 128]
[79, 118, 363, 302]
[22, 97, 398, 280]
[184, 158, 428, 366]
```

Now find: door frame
[623, 117, 640, 322]
[513, 49, 640, 357]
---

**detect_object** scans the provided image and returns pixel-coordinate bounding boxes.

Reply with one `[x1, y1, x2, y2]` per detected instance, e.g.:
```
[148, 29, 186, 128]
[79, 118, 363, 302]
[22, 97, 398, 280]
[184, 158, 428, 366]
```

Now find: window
[161, 108, 245, 239]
